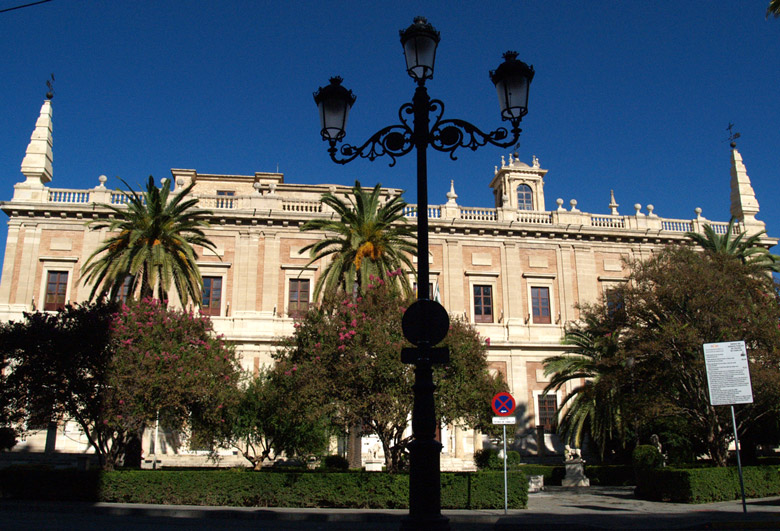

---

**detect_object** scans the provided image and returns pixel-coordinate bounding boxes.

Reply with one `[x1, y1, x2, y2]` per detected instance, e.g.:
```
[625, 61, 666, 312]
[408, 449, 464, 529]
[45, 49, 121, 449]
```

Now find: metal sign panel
[703, 341, 754, 406]
[491, 392, 516, 416]
[492, 416, 516, 425]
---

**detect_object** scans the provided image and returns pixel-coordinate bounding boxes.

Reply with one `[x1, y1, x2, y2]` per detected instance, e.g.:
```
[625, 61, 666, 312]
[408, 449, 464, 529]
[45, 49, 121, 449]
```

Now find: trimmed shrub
[473, 448, 500, 470]
[514, 465, 566, 486]
[632, 445, 664, 469]
[635, 466, 780, 503]
[320, 455, 349, 471]
[0, 468, 528, 509]
[0, 427, 17, 451]
[585, 465, 635, 486]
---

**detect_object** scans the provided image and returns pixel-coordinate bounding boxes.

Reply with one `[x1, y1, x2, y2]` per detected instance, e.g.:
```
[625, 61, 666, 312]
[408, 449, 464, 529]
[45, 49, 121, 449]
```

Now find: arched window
[517, 184, 533, 210]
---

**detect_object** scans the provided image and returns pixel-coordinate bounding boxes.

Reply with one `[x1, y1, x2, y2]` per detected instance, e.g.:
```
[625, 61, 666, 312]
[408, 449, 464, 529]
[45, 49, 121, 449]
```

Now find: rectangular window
[118, 276, 133, 304]
[473, 285, 493, 323]
[531, 286, 551, 324]
[288, 279, 310, 317]
[605, 288, 624, 318]
[537, 394, 558, 433]
[201, 276, 222, 316]
[413, 282, 433, 299]
[44, 271, 68, 311]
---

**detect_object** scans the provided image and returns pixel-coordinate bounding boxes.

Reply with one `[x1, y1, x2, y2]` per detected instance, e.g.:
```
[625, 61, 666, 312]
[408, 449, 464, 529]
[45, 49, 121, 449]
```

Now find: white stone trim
[38, 259, 77, 310]
[199, 265, 229, 317]
[526, 279, 556, 325]
[284, 269, 314, 317]
[468, 275, 498, 324]
[532, 388, 562, 429]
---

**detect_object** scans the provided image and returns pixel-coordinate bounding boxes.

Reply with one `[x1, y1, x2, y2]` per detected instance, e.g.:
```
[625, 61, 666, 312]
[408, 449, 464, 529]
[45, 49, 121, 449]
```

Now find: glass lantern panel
[404, 36, 437, 80]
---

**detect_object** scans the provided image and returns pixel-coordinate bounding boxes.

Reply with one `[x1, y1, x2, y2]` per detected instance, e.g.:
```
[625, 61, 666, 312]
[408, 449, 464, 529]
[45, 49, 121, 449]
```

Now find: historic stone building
[2, 99, 774, 468]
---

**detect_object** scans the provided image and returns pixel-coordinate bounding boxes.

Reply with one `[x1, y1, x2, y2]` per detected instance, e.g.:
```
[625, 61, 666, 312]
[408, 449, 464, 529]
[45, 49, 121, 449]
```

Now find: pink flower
[338, 345, 346, 351]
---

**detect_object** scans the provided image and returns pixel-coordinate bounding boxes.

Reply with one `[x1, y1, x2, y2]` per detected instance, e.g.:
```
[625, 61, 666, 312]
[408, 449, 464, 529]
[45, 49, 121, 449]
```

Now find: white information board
[492, 416, 516, 425]
[703, 341, 754, 406]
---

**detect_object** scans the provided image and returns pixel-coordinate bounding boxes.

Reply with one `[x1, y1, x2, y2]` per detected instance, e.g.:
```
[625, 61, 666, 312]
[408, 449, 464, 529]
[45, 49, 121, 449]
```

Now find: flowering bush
[1, 298, 240, 470]
[277, 270, 502, 472]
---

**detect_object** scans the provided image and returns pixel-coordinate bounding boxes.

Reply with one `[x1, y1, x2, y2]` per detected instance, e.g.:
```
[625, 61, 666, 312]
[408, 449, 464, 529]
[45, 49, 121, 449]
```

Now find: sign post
[491, 392, 516, 514]
[703, 341, 753, 514]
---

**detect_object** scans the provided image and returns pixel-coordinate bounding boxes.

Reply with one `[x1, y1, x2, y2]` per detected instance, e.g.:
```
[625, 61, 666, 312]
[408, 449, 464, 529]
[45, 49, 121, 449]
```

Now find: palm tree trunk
[347, 424, 362, 469]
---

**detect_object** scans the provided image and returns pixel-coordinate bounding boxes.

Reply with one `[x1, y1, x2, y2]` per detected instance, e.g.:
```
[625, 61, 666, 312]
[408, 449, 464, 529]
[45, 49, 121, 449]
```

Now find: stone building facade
[1, 99, 774, 468]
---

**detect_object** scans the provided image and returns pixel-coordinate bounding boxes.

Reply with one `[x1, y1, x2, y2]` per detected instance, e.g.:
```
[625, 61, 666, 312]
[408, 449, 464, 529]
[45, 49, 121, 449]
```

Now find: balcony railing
[38, 186, 742, 237]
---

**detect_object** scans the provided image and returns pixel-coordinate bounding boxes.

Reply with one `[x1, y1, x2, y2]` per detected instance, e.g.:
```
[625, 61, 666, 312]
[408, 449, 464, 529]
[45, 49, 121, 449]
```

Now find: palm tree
[299, 181, 417, 300]
[81, 176, 217, 306]
[543, 313, 628, 458]
[768, 0, 780, 18]
[685, 218, 779, 273]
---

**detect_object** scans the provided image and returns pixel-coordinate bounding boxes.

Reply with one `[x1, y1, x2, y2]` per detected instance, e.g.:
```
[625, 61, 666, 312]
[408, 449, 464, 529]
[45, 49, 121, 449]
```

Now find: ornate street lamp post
[314, 16, 533, 530]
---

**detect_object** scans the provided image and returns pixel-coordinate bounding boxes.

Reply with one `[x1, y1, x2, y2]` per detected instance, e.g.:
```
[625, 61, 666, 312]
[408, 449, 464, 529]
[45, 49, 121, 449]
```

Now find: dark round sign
[402, 299, 449, 347]
[491, 392, 516, 416]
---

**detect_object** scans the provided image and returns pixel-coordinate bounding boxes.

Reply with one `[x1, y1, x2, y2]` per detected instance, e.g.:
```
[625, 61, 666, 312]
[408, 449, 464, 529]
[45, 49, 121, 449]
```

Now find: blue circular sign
[492, 392, 516, 416]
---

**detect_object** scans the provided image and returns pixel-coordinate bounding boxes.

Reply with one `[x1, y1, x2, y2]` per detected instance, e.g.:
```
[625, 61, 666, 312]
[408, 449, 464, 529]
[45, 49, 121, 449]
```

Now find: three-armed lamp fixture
[314, 16, 534, 531]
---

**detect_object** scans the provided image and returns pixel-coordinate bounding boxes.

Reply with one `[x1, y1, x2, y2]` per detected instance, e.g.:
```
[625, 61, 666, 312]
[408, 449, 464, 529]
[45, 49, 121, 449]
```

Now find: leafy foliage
[619, 247, 780, 466]
[0, 468, 529, 510]
[544, 245, 780, 466]
[299, 181, 416, 300]
[216, 370, 329, 469]
[632, 445, 664, 469]
[276, 272, 500, 472]
[1, 299, 240, 470]
[635, 466, 780, 503]
[685, 219, 779, 273]
[768, 0, 780, 19]
[81, 176, 217, 305]
[543, 310, 629, 459]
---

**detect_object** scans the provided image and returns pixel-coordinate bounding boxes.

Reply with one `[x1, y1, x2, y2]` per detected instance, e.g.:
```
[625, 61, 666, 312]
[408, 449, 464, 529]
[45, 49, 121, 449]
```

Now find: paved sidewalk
[1, 486, 779, 529]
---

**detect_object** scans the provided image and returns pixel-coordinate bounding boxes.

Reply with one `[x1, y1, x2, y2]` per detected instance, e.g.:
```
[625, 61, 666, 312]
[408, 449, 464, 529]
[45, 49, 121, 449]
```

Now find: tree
[768, 0, 780, 18]
[1, 299, 240, 470]
[299, 181, 416, 300]
[543, 310, 631, 459]
[276, 272, 500, 472]
[217, 369, 329, 469]
[685, 218, 779, 273]
[81, 176, 217, 306]
[617, 246, 780, 466]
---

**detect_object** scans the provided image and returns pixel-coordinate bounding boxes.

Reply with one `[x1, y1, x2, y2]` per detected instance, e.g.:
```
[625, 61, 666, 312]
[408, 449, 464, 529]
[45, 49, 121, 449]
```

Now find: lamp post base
[400, 514, 450, 531]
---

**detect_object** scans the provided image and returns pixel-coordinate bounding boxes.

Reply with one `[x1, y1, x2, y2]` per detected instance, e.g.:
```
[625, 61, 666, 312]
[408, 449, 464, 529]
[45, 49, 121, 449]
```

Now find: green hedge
[0, 468, 527, 510]
[635, 466, 780, 503]
[584, 465, 635, 486]
[509, 464, 633, 486]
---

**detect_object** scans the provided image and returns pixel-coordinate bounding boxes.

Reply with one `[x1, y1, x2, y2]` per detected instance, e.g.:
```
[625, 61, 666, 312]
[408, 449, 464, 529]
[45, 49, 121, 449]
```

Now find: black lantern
[399, 16, 441, 83]
[313, 77, 356, 142]
[490, 51, 535, 122]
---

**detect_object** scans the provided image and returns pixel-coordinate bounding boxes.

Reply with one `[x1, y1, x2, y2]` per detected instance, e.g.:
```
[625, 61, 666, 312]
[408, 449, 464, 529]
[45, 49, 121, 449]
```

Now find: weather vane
[45, 73, 55, 100]
[725, 122, 741, 147]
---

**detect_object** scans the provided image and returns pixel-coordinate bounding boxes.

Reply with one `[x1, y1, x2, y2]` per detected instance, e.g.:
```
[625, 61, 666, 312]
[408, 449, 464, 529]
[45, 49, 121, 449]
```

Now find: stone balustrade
[34, 185, 741, 236]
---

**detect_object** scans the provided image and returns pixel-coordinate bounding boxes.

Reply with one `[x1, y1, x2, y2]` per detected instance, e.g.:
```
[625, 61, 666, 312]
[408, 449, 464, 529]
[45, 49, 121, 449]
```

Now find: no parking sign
[491, 392, 516, 416]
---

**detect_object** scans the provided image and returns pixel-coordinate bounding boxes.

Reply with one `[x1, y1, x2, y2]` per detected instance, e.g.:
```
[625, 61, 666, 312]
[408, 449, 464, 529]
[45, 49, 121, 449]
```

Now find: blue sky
[2, 2, 779, 257]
